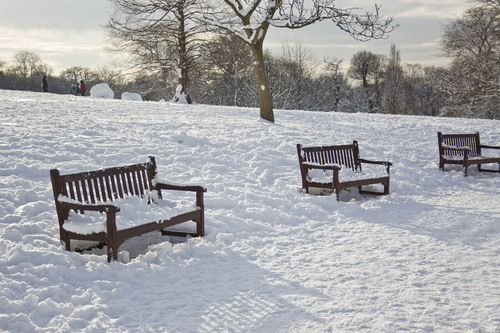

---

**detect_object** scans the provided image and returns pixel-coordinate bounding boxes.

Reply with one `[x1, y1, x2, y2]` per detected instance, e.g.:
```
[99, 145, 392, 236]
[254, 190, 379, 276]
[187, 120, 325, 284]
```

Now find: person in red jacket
[80, 80, 87, 96]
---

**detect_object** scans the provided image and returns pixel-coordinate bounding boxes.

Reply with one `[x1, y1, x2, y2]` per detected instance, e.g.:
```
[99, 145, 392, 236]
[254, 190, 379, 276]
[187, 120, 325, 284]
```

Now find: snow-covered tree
[59, 67, 93, 84]
[199, 0, 395, 122]
[271, 41, 317, 110]
[381, 44, 404, 114]
[439, 0, 500, 119]
[323, 57, 345, 112]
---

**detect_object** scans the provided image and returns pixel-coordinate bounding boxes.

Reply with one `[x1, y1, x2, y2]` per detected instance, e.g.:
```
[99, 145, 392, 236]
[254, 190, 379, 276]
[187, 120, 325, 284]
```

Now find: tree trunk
[250, 42, 275, 123]
[173, 5, 192, 104]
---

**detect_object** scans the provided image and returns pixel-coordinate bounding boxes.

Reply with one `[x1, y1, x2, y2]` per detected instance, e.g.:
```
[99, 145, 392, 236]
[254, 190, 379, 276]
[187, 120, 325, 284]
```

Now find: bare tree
[348, 51, 384, 88]
[7, 51, 51, 91]
[199, 0, 395, 122]
[60, 66, 94, 82]
[107, 0, 206, 103]
[199, 34, 256, 106]
[348, 50, 385, 111]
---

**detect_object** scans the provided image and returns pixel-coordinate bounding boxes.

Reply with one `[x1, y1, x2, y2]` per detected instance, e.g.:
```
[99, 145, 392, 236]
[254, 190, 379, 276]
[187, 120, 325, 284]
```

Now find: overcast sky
[0, 0, 470, 75]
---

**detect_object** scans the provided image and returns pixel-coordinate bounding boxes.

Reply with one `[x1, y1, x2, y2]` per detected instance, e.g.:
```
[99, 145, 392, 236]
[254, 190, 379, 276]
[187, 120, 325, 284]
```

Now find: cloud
[0, 0, 469, 74]
[265, 0, 467, 67]
[0, 26, 114, 74]
[0, 0, 111, 30]
[0, 0, 115, 73]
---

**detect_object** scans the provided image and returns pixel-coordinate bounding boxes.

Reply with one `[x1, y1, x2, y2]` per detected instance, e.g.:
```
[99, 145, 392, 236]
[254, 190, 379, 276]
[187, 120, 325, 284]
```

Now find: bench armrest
[58, 200, 120, 213]
[301, 162, 342, 170]
[155, 182, 207, 193]
[358, 158, 392, 166]
[57, 197, 120, 235]
[155, 181, 206, 209]
[480, 144, 500, 150]
[359, 158, 392, 174]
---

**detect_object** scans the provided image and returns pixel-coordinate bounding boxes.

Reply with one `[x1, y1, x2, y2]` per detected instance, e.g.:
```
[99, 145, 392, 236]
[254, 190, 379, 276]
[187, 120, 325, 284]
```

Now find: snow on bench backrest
[439, 132, 480, 157]
[51, 157, 157, 204]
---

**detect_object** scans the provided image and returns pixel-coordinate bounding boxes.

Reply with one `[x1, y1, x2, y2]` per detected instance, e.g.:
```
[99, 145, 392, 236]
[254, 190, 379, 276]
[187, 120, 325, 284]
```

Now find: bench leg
[196, 218, 204, 237]
[63, 234, 71, 251]
[107, 246, 113, 262]
[383, 180, 389, 195]
[106, 244, 119, 262]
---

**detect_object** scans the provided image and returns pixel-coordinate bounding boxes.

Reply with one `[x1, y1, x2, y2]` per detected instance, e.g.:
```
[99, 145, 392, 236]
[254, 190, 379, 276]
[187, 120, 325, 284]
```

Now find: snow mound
[121, 92, 142, 101]
[90, 83, 114, 99]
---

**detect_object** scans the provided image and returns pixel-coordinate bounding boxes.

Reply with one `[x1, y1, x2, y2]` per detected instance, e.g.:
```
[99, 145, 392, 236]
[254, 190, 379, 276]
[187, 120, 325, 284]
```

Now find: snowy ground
[0, 89, 499, 332]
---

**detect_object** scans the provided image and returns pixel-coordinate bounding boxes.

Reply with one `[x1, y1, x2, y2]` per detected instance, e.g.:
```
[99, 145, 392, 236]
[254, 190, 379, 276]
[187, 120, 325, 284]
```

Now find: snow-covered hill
[1, 89, 499, 332]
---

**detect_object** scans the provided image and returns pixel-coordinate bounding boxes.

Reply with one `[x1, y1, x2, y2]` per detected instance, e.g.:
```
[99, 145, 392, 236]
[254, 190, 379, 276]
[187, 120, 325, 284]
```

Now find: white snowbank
[90, 83, 114, 99]
[121, 92, 142, 101]
[0, 89, 499, 332]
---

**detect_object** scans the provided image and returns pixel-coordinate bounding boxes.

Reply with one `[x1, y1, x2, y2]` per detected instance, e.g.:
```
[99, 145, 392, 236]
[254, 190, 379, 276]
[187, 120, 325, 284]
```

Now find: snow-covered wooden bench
[50, 156, 206, 262]
[297, 141, 392, 200]
[438, 132, 500, 176]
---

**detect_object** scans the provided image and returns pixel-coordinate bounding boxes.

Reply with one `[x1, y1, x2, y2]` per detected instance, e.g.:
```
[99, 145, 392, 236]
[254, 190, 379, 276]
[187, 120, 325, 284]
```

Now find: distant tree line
[0, 0, 497, 119]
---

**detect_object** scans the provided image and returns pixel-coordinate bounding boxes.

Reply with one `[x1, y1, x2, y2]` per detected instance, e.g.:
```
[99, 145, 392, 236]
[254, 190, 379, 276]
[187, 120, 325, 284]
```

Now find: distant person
[80, 80, 87, 96]
[42, 74, 48, 92]
[73, 82, 80, 95]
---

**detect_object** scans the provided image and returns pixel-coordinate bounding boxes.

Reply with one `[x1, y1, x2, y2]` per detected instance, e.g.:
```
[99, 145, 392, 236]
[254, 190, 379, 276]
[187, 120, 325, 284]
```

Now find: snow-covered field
[1, 89, 499, 332]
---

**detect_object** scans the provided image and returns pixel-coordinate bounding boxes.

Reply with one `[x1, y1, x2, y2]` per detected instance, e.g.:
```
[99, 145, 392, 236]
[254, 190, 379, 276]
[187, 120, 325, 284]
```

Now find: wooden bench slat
[80, 180, 89, 203]
[104, 174, 113, 201]
[68, 181, 76, 200]
[343, 149, 353, 170]
[131, 171, 140, 197]
[109, 174, 117, 200]
[138, 169, 146, 195]
[92, 178, 100, 202]
[114, 174, 123, 198]
[86, 178, 96, 204]
[119, 173, 127, 196]
[98, 176, 106, 202]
